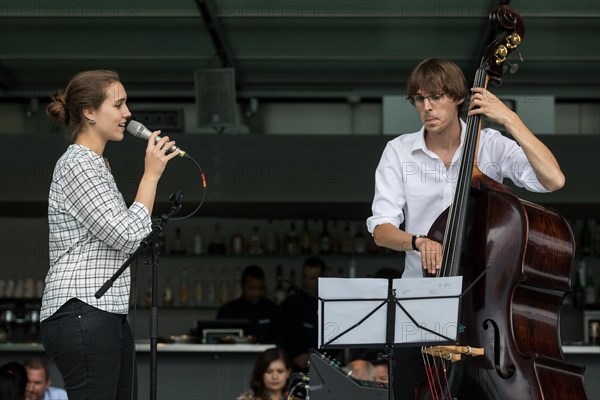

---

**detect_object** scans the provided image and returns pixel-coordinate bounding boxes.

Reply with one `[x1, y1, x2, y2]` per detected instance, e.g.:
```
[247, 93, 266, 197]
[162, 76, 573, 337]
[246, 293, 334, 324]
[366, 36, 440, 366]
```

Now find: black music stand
[317, 276, 464, 400]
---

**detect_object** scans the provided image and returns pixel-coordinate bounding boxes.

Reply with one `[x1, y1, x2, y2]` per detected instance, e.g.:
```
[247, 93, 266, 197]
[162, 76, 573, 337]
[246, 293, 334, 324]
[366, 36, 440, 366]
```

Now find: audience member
[0, 361, 27, 400]
[372, 360, 389, 384]
[236, 347, 291, 400]
[23, 358, 68, 400]
[344, 359, 375, 381]
[217, 265, 282, 344]
[281, 257, 326, 371]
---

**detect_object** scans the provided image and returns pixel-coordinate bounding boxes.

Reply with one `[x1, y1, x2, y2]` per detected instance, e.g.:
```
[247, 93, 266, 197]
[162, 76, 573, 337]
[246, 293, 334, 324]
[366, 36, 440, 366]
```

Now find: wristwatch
[412, 235, 426, 251]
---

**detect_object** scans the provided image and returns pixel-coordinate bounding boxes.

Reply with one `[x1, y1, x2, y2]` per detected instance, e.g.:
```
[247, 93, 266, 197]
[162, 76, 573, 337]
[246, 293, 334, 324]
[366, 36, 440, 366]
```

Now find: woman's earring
[87, 119, 96, 125]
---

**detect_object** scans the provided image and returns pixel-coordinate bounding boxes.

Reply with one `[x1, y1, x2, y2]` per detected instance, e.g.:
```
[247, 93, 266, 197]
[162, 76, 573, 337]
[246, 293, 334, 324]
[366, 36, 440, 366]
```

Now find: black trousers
[41, 299, 137, 400]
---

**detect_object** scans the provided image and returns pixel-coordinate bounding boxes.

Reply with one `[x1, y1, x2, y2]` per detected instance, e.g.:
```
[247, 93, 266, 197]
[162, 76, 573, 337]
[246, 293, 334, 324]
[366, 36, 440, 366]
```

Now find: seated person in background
[372, 360, 389, 384]
[280, 257, 327, 372]
[217, 265, 281, 344]
[0, 361, 27, 400]
[344, 359, 376, 381]
[351, 349, 390, 384]
[23, 358, 68, 400]
[236, 347, 292, 400]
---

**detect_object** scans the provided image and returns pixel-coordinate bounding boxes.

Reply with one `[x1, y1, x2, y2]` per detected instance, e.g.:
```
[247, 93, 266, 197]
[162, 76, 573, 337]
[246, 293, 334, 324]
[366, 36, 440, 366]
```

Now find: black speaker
[194, 68, 237, 126]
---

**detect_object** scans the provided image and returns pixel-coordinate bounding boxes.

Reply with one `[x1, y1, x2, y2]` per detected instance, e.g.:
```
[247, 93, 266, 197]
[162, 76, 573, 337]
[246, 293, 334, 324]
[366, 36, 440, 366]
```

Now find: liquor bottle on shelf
[287, 222, 299, 256]
[230, 227, 245, 256]
[218, 269, 230, 306]
[232, 266, 243, 300]
[249, 226, 262, 255]
[145, 277, 152, 307]
[277, 220, 286, 256]
[192, 228, 203, 255]
[35, 279, 44, 299]
[320, 220, 331, 255]
[348, 257, 357, 278]
[205, 268, 216, 307]
[580, 218, 592, 257]
[585, 268, 597, 306]
[573, 261, 585, 310]
[193, 267, 203, 307]
[162, 275, 174, 307]
[341, 222, 354, 255]
[179, 268, 190, 307]
[170, 227, 186, 255]
[265, 220, 277, 255]
[330, 220, 341, 254]
[208, 224, 226, 255]
[353, 224, 366, 255]
[300, 220, 312, 255]
[273, 265, 286, 305]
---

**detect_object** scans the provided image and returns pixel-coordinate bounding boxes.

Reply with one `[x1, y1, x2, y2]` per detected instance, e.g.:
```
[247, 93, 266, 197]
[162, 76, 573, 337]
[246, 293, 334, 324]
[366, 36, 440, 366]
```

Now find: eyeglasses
[409, 93, 447, 105]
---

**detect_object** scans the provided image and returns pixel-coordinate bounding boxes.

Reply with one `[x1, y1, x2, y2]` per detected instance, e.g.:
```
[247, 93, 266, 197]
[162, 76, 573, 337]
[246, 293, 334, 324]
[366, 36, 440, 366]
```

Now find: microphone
[126, 120, 189, 158]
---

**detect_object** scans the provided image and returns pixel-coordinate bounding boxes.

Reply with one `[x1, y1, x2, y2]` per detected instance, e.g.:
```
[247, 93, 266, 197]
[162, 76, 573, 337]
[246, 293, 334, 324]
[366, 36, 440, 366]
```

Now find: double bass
[419, 5, 588, 400]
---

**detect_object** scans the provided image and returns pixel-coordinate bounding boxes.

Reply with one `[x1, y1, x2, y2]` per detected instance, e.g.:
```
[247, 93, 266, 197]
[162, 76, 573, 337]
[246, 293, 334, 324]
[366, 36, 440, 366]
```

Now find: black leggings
[41, 299, 137, 400]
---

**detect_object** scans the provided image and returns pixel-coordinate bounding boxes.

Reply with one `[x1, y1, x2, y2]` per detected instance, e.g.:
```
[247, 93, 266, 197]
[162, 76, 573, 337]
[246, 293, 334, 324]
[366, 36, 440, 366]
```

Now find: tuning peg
[515, 48, 525, 62]
[503, 60, 519, 74]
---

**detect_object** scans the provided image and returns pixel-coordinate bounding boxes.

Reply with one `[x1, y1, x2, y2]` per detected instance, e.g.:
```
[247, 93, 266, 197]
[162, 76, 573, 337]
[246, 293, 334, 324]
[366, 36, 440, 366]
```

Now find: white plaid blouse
[41, 144, 151, 321]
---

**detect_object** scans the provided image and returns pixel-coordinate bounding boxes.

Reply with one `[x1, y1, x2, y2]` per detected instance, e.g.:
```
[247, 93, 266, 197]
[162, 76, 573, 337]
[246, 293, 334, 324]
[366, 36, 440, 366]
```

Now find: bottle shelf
[4, 200, 599, 219]
[158, 253, 399, 259]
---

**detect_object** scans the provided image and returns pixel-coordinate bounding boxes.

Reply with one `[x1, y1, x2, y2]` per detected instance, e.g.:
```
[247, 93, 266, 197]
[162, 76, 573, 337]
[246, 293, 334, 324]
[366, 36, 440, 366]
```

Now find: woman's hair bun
[46, 89, 70, 125]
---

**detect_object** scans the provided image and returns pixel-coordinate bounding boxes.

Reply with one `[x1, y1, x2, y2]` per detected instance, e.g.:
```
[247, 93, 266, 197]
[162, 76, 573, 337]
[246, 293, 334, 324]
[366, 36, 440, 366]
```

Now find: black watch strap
[412, 235, 426, 251]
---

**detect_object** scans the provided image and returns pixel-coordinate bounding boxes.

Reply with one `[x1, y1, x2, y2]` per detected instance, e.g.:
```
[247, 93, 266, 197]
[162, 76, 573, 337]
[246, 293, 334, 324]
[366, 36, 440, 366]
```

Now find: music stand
[317, 276, 463, 400]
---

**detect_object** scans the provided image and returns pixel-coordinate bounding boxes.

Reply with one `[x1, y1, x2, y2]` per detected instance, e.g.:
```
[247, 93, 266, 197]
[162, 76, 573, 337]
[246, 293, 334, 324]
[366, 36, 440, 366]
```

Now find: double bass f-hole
[482, 318, 516, 380]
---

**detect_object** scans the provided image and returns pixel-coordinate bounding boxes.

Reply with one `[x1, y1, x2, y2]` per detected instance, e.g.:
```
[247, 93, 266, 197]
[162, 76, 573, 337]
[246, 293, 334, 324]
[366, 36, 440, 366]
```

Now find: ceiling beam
[195, 0, 242, 85]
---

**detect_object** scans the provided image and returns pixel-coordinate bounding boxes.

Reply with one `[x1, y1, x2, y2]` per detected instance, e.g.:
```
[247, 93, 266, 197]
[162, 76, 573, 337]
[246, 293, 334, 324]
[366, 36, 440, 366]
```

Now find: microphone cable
[168, 153, 207, 221]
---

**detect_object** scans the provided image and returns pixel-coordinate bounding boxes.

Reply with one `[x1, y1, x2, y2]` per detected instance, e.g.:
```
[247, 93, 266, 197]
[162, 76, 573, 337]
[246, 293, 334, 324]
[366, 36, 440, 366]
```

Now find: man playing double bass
[366, 58, 566, 399]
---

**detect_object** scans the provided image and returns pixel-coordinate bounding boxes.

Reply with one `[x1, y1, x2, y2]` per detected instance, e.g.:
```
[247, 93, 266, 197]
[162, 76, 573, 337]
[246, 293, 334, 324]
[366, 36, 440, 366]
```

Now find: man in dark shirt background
[281, 257, 326, 372]
[217, 265, 281, 344]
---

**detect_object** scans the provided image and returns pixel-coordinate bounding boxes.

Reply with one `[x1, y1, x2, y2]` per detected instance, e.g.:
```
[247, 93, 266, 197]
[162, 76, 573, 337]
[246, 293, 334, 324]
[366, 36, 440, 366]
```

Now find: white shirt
[41, 144, 152, 321]
[366, 120, 548, 278]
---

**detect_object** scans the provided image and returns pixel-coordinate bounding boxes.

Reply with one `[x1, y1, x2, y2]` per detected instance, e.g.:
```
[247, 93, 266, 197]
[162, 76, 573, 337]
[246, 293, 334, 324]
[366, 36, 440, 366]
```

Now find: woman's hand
[134, 130, 180, 215]
[144, 130, 180, 180]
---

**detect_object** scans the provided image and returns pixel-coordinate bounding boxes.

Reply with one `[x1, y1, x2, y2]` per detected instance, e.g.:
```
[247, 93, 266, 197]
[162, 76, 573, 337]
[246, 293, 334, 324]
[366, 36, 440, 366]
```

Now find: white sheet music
[318, 278, 388, 346]
[318, 276, 462, 347]
[393, 276, 462, 344]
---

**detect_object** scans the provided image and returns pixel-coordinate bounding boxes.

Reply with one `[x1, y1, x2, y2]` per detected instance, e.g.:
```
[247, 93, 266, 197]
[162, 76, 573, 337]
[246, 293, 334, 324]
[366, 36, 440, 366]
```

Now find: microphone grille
[126, 120, 145, 138]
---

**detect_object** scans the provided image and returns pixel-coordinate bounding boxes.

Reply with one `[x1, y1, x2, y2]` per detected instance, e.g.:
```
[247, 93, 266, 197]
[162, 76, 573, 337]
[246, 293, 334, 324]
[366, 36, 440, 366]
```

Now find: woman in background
[40, 70, 180, 399]
[0, 362, 27, 400]
[237, 347, 292, 400]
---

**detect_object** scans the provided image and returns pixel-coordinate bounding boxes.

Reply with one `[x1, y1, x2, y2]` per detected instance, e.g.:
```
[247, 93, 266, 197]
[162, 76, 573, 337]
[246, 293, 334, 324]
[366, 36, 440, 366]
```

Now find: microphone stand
[95, 191, 183, 400]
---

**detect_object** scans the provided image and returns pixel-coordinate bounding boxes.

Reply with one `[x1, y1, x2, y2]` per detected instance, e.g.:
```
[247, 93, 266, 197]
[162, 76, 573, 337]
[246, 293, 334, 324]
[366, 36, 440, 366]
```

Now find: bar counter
[1, 343, 598, 399]
[0, 342, 275, 399]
